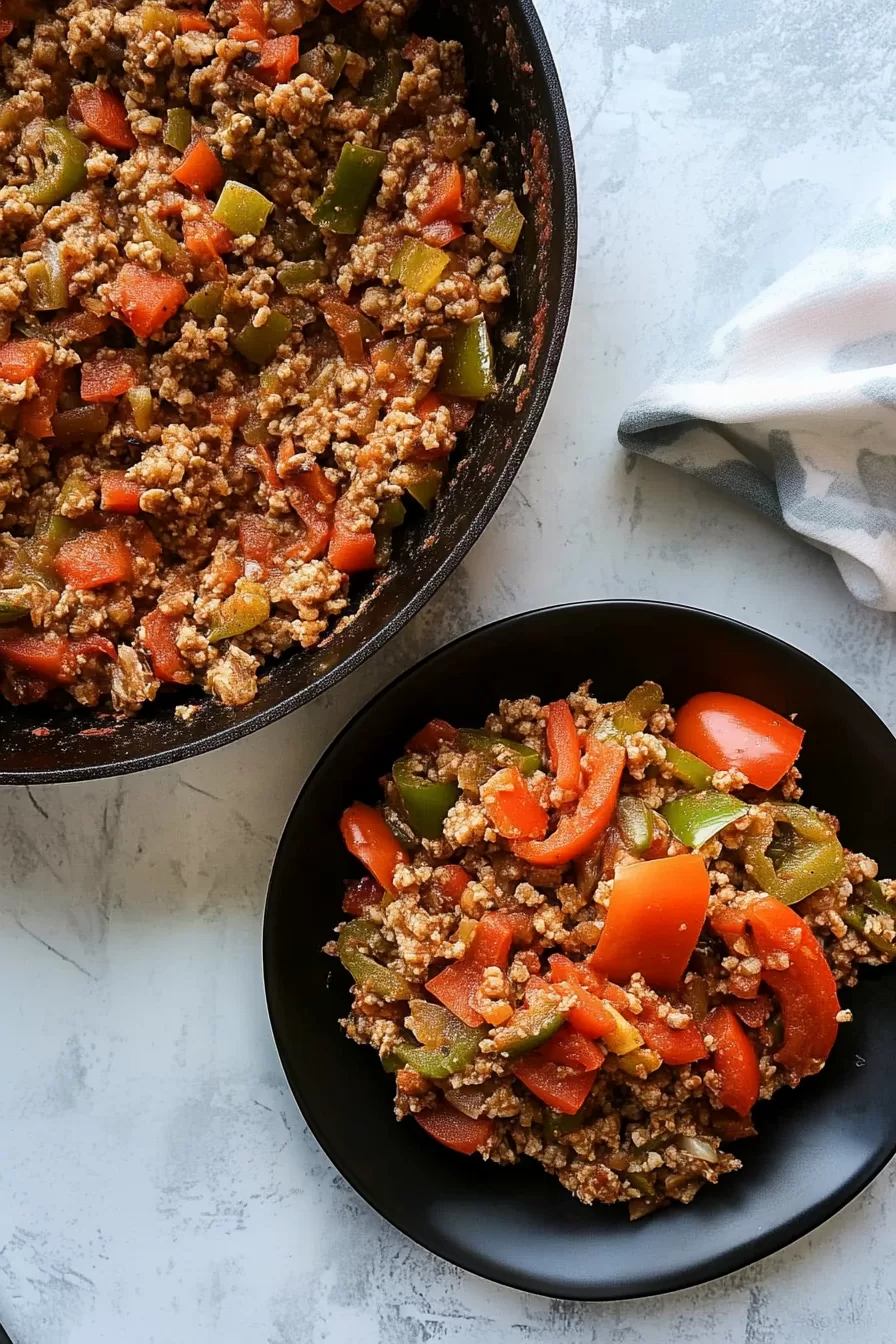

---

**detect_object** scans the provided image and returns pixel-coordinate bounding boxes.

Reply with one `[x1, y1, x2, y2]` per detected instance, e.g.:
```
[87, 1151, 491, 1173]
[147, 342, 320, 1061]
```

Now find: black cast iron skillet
[264, 601, 896, 1300]
[0, 0, 576, 783]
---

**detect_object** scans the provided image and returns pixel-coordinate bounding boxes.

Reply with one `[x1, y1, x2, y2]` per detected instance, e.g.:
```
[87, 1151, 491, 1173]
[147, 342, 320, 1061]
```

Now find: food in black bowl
[264, 602, 896, 1300]
[0, 0, 575, 781]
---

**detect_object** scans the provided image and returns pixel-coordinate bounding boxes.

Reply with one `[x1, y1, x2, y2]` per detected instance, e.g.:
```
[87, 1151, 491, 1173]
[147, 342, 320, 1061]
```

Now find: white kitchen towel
[618, 189, 896, 610]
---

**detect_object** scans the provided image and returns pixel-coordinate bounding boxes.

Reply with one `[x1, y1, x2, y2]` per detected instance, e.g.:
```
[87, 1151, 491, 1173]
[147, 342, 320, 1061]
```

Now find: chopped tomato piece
[183, 216, 233, 260]
[111, 264, 188, 339]
[80, 357, 137, 402]
[548, 954, 617, 1039]
[258, 34, 299, 84]
[674, 691, 805, 792]
[56, 528, 134, 590]
[142, 607, 190, 684]
[546, 699, 581, 792]
[69, 84, 136, 151]
[712, 895, 840, 1077]
[173, 136, 223, 194]
[18, 364, 62, 439]
[327, 499, 376, 574]
[504, 910, 534, 945]
[418, 162, 463, 226]
[286, 464, 337, 561]
[229, 0, 267, 39]
[179, 10, 212, 31]
[539, 1024, 605, 1072]
[239, 515, 280, 576]
[731, 995, 772, 1030]
[430, 863, 470, 905]
[426, 910, 513, 1028]
[421, 218, 465, 247]
[406, 718, 457, 754]
[100, 470, 142, 515]
[511, 737, 625, 867]
[634, 998, 707, 1065]
[415, 1104, 492, 1155]
[0, 339, 48, 383]
[342, 875, 383, 917]
[481, 765, 549, 841]
[590, 853, 710, 991]
[512, 1054, 600, 1115]
[704, 1005, 760, 1115]
[319, 292, 367, 364]
[340, 801, 407, 891]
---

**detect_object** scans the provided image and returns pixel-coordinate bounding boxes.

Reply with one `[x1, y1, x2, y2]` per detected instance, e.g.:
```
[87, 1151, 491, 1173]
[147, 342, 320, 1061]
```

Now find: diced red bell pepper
[100, 470, 143, 515]
[183, 216, 233, 260]
[342, 875, 383, 917]
[418, 162, 464, 226]
[590, 852, 710, 991]
[142, 606, 191, 684]
[18, 364, 62, 439]
[405, 717, 457, 754]
[0, 339, 48, 383]
[546, 699, 581, 793]
[173, 136, 223, 194]
[426, 910, 514, 1028]
[415, 1104, 492, 1155]
[286, 464, 338, 562]
[179, 10, 212, 31]
[634, 997, 707, 1065]
[229, 0, 267, 39]
[704, 1005, 760, 1116]
[512, 1054, 600, 1116]
[0, 632, 115, 685]
[548, 954, 617, 1039]
[327, 499, 376, 574]
[712, 895, 840, 1077]
[430, 863, 470, 905]
[504, 910, 534, 945]
[319, 293, 366, 365]
[247, 442, 280, 492]
[421, 218, 465, 248]
[481, 765, 549, 841]
[0, 20, 13, 41]
[55, 528, 134, 590]
[511, 737, 625, 867]
[120, 517, 161, 563]
[111, 264, 188, 339]
[731, 995, 772, 1030]
[340, 801, 408, 890]
[239, 515, 280, 577]
[674, 691, 805, 792]
[69, 84, 136, 151]
[539, 1024, 606, 1072]
[49, 310, 110, 342]
[81, 357, 137, 403]
[258, 34, 300, 84]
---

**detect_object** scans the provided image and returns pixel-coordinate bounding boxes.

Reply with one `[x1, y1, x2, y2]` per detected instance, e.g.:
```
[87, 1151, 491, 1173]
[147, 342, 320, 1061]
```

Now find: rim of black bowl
[263, 599, 896, 1301]
[8, 0, 576, 786]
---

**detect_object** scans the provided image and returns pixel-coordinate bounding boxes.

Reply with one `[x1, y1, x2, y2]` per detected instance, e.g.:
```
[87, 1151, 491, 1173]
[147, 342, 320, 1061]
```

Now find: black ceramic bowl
[0, 0, 575, 784]
[264, 601, 896, 1300]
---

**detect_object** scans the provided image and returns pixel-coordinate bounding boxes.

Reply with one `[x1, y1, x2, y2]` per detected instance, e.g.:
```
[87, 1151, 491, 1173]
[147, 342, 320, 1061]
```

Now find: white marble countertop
[4, 1, 896, 1340]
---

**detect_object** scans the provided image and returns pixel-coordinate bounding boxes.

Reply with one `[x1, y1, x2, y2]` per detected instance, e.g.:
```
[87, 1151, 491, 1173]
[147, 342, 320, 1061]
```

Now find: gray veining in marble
[3, 1, 896, 1340]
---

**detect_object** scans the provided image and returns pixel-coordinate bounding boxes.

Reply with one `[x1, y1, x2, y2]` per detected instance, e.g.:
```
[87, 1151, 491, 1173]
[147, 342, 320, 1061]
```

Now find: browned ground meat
[327, 683, 894, 1218]
[0, 0, 516, 712]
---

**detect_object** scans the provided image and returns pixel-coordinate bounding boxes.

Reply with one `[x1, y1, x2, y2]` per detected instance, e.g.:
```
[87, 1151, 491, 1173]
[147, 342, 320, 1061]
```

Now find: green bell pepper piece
[380, 498, 406, 529]
[213, 180, 274, 237]
[25, 242, 67, 311]
[164, 108, 193, 152]
[392, 756, 459, 839]
[360, 49, 407, 111]
[404, 468, 442, 510]
[185, 281, 226, 322]
[299, 43, 348, 91]
[613, 680, 663, 735]
[278, 259, 329, 292]
[390, 238, 449, 295]
[438, 315, 497, 400]
[544, 1105, 590, 1141]
[208, 581, 270, 643]
[456, 729, 541, 777]
[312, 144, 387, 235]
[484, 198, 525, 254]
[500, 1003, 566, 1059]
[0, 592, 31, 624]
[386, 1002, 483, 1077]
[744, 803, 845, 906]
[843, 907, 896, 960]
[616, 795, 654, 855]
[25, 121, 88, 205]
[857, 878, 896, 919]
[663, 742, 715, 790]
[662, 790, 750, 849]
[337, 918, 411, 999]
[138, 209, 188, 267]
[233, 311, 292, 365]
[127, 385, 153, 432]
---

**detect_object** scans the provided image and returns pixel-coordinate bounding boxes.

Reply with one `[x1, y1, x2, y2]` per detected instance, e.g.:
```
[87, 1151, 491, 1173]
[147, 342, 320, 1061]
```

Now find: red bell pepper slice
[546, 699, 581, 792]
[142, 607, 191, 684]
[229, 0, 267, 39]
[430, 863, 470, 905]
[590, 852, 710, 991]
[69, 84, 136, 151]
[512, 1053, 601, 1115]
[539, 1024, 606, 1072]
[0, 20, 12, 40]
[511, 737, 625, 867]
[340, 801, 407, 891]
[173, 136, 223, 194]
[421, 218, 465, 248]
[327, 498, 376, 574]
[481, 765, 549, 841]
[258, 34, 300, 84]
[179, 10, 212, 31]
[731, 994, 772, 1029]
[405, 718, 457, 754]
[111, 264, 188, 339]
[634, 997, 707, 1065]
[286, 464, 337, 562]
[81, 357, 137, 403]
[56, 528, 134, 590]
[415, 1104, 492, 1155]
[19, 364, 62, 439]
[704, 1005, 760, 1115]
[100, 470, 142, 515]
[0, 339, 48, 383]
[674, 691, 805, 791]
[712, 895, 840, 1077]
[548, 954, 616, 1039]
[426, 910, 514, 1028]
[183, 216, 233, 260]
[238, 515, 280, 577]
[342, 875, 383, 917]
[0, 632, 115, 685]
[418, 162, 463, 226]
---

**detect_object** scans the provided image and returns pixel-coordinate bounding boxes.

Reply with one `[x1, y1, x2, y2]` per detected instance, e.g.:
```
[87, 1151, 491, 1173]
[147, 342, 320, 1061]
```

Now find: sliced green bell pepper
[544, 1104, 590, 1140]
[392, 757, 459, 839]
[25, 121, 88, 205]
[613, 680, 663, 735]
[484, 198, 525, 254]
[185, 281, 225, 322]
[164, 108, 193, 153]
[0, 592, 30, 624]
[337, 918, 411, 999]
[312, 144, 387, 235]
[662, 790, 750, 849]
[212, 180, 273, 237]
[857, 878, 896, 919]
[278, 259, 329, 292]
[390, 238, 449, 294]
[456, 729, 541, 777]
[438, 315, 497, 400]
[208, 581, 270, 643]
[744, 803, 845, 906]
[500, 1002, 566, 1059]
[386, 1001, 483, 1077]
[138, 209, 188, 267]
[663, 742, 715, 790]
[404, 468, 442, 510]
[233, 311, 292, 365]
[299, 43, 348, 91]
[25, 243, 67, 311]
[126, 385, 153, 432]
[361, 49, 407, 111]
[843, 907, 896, 960]
[616, 795, 654, 855]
